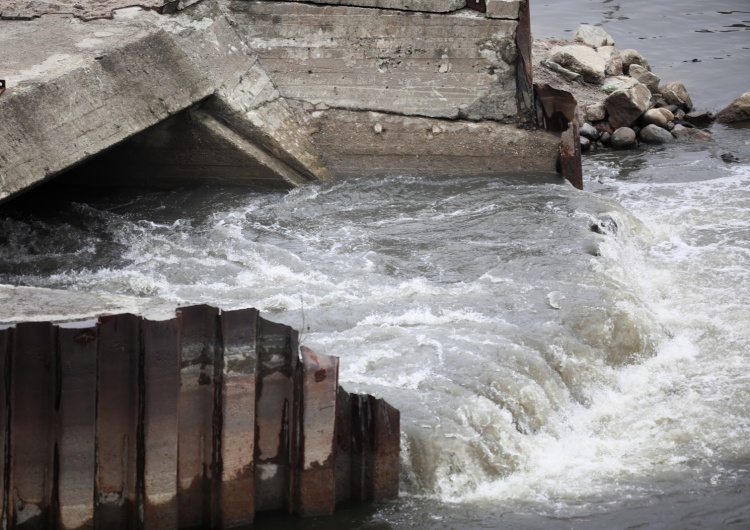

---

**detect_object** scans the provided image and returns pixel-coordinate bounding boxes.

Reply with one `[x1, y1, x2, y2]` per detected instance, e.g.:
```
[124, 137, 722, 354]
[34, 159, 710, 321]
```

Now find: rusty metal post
[95, 314, 140, 529]
[0, 327, 11, 529]
[334, 388, 352, 505]
[57, 323, 98, 530]
[176, 305, 219, 528]
[141, 317, 181, 529]
[370, 398, 400, 502]
[218, 308, 258, 528]
[254, 317, 296, 512]
[295, 347, 338, 517]
[535, 83, 583, 189]
[466, 0, 486, 13]
[9, 322, 56, 529]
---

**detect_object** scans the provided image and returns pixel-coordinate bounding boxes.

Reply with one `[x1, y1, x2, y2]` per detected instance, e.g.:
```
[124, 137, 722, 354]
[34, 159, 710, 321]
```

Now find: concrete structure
[0, 305, 399, 529]
[0, 0, 578, 204]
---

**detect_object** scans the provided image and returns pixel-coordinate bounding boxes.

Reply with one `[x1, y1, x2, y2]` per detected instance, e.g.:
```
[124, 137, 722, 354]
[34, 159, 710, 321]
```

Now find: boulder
[639, 108, 670, 128]
[573, 24, 615, 47]
[550, 45, 607, 84]
[659, 81, 693, 111]
[584, 102, 607, 122]
[672, 124, 712, 141]
[620, 48, 651, 74]
[580, 122, 600, 141]
[629, 64, 660, 94]
[611, 127, 636, 149]
[597, 46, 624, 77]
[580, 136, 592, 151]
[600, 131, 611, 145]
[684, 110, 713, 127]
[640, 124, 675, 144]
[601, 76, 634, 94]
[716, 92, 750, 124]
[604, 79, 652, 128]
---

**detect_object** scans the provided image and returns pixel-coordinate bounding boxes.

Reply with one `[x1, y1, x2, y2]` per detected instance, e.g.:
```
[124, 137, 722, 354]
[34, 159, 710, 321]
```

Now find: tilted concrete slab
[0, 15, 214, 202]
[0, 6, 331, 203]
[231, 1, 520, 121]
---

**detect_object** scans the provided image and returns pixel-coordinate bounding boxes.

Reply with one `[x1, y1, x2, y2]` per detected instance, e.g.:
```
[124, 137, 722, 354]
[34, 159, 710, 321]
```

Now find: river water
[1, 1, 750, 528]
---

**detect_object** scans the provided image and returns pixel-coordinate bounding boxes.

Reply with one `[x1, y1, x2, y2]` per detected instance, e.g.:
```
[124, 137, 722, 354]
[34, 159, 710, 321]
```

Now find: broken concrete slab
[230, 1, 521, 122]
[550, 44, 607, 84]
[273, 0, 466, 11]
[604, 79, 651, 129]
[0, 0, 169, 21]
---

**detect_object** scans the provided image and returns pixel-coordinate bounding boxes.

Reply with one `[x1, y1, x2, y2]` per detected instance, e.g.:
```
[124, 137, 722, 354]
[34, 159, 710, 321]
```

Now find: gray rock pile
[532, 24, 750, 151]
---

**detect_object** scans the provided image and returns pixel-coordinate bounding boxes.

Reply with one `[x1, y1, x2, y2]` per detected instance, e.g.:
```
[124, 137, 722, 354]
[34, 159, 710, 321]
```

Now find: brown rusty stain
[314, 369, 327, 383]
[516, 0, 535, 122]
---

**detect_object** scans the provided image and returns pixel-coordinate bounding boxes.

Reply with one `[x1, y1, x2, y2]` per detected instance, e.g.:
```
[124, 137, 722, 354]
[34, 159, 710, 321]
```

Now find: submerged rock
[716, 92, 750, 124]
[684, 110, 714, 128]
[672, 124, 712, 141]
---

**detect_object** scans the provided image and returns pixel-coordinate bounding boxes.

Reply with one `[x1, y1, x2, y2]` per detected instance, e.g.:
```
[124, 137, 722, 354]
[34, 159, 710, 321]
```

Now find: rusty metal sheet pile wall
[0, 306, 399, 528]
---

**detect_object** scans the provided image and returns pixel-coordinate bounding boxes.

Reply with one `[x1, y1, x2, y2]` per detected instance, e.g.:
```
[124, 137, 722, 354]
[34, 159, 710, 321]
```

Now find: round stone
[611, 127, 637, 149]
[640, 124, 675, 144]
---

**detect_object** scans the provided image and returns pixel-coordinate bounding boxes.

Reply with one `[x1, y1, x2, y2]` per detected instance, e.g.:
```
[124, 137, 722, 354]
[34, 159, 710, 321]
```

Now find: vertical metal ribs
[0, 306, 399, 529]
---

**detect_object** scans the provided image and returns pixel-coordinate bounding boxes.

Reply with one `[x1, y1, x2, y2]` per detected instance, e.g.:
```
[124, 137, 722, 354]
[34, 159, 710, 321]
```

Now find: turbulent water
[2, 1, 750, 528]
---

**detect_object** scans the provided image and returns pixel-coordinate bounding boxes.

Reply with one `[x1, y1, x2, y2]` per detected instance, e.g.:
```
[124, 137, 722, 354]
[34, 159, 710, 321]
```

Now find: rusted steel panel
[57, 323, 98, 530]
[0, 327, 11, 528]
[142, 317, 181, 529]
[287, 330, 302, 514]
[516, 0, 535, 121]
[371, 398, 400, 502]
[334, 388, 352, 505]
[296, 347, 338, 517]
[560, 122, 583, 190]
[176, 305, 219, 529]
[9, 322, 56, 529]
[95, 314, 140, 529]
[218, 308, 258, 528]
[350, 394, 371, 502]
[254, 316, 295, 512]
[535, 83, 583, 189]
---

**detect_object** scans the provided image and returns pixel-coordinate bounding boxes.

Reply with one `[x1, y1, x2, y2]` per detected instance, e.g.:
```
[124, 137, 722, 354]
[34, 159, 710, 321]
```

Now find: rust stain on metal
[0, 307, 399, 528]
[0, 80, 5, 96]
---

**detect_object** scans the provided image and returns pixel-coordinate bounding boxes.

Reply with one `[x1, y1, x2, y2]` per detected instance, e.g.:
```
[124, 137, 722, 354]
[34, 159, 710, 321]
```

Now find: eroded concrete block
[231, 1, 519, 121]
[486, 0, 520, 19]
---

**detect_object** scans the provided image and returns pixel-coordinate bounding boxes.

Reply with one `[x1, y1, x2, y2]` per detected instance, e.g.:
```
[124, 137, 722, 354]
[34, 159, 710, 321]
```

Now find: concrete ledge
[304, 109, 561, 176]
[269, 0, 467, 12]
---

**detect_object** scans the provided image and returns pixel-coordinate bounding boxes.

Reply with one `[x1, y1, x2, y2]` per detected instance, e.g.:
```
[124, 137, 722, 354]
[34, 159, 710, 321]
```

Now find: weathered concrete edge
[0, 27, 214, 202]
